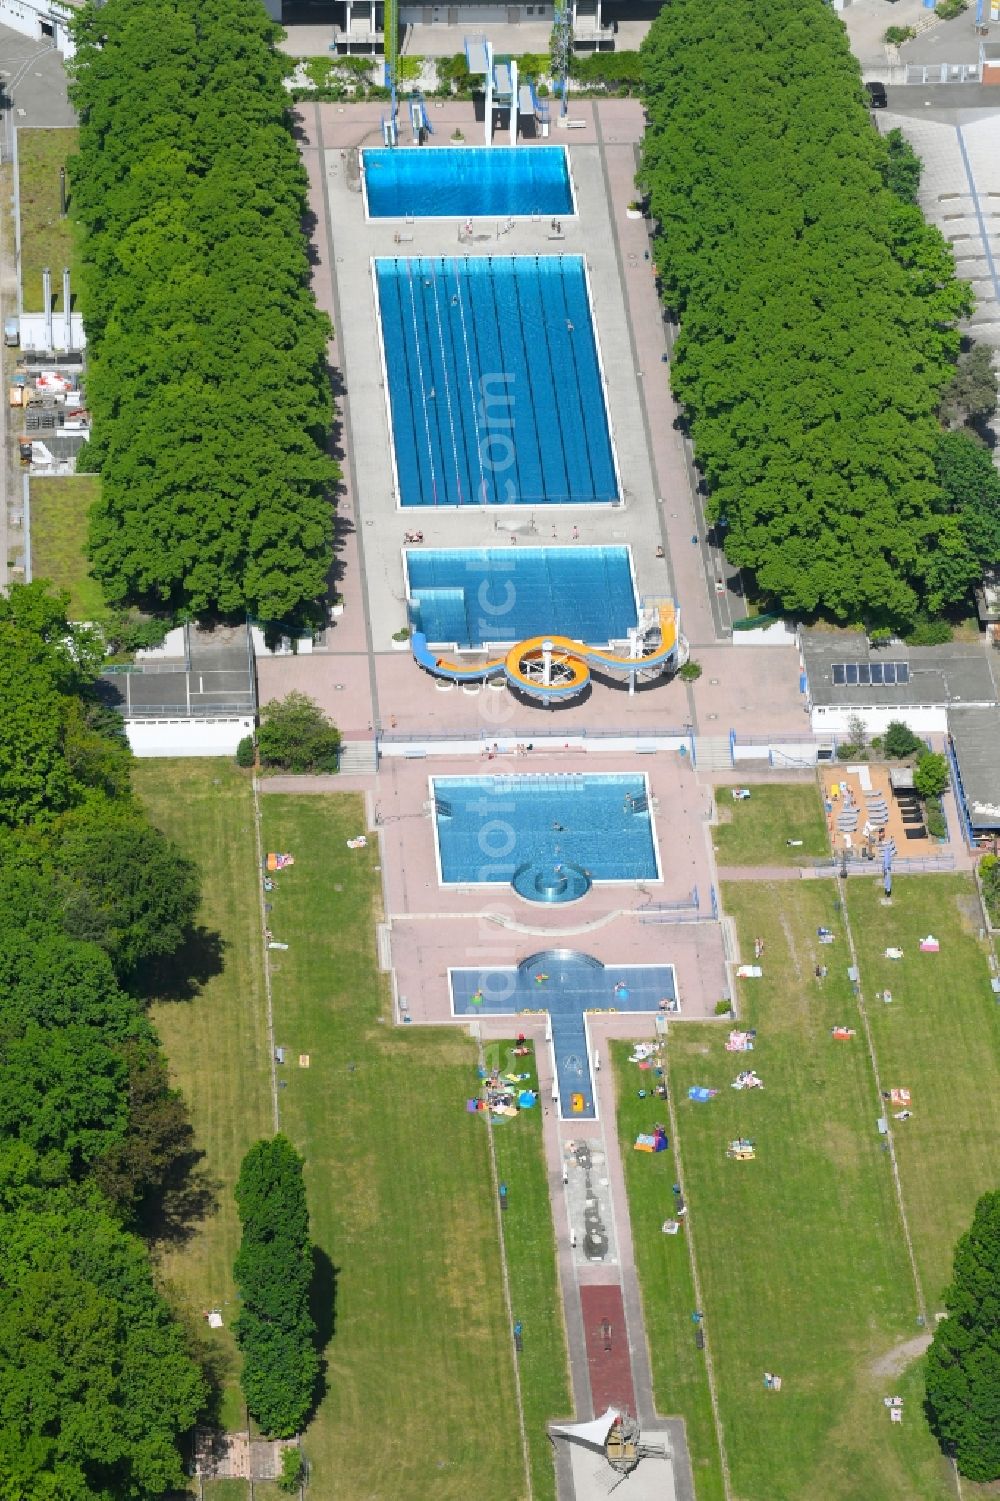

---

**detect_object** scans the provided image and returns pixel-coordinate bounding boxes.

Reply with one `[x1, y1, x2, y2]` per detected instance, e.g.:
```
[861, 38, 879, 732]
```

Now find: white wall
[378, 735, 692, 757]
[733, 741, 825, 766]
[0, 0, 75, 57]
[126, 717, 255, 758]
[809, 705, 948, 736]
[732, 621, 796, 647]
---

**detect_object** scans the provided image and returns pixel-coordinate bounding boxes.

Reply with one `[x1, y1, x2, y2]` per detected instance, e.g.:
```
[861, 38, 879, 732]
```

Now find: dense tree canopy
[69, 0, 337, 624]
[234, 1136, 319, 1436]
[641, 0, 976, 627]
[0, 1166, 205, 1500]
[934, 430, 1000, 568]
[0, 584, 208, 1495]
[0, 585, 109, 827]
[926, 1191, 1000, 1480]
[55, 807, 200, 980]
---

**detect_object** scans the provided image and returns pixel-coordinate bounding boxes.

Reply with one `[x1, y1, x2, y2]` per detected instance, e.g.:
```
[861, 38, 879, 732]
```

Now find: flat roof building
[100, 623, 256, 758]
[948, 705, 1000, 841]
[799, 629, 999, 736]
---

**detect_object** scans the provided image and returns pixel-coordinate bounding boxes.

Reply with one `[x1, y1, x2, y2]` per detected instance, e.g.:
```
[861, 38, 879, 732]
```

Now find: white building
[799, 629, 1000, 738]
[100, 624, 257, 758]
[0, 0, 80, 58]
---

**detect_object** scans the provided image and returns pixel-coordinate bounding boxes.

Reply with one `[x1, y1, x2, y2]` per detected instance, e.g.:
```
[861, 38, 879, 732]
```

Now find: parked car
[865, 81, 888, 109]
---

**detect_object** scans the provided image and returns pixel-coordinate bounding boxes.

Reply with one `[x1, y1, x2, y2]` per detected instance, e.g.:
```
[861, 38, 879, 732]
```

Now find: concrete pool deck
[320, 106, 669, 650]
[283, 96, 807, 745]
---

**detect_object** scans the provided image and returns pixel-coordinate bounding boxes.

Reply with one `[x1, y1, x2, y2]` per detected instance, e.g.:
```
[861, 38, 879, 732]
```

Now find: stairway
[338, 740, 378, 775]
[694, 735, 733, 771]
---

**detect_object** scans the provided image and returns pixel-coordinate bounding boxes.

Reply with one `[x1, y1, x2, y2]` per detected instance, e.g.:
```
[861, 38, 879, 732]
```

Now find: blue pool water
[433, 773, 659, 893]
[363, 146, 573, 219]
[451, 951, 676, 1120]
[376, 255, 618, 507]
[406, 546, 638, 647]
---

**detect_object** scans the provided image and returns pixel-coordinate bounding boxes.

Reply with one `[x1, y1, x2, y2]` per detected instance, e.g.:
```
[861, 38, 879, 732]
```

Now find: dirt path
[870, 1330, 933, 1380]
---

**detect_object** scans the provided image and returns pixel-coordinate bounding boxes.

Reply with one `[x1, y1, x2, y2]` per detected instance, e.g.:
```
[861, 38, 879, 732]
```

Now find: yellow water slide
[411, 603, 681, 702]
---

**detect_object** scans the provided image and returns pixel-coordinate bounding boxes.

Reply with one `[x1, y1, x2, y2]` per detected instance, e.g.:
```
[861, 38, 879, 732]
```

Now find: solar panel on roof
[846, 664, 858, 685]
[870, 663, 883, 684]
[833, 664, 846, 685]
[883, 664, 896, 685]
[897, 663, 909, 684]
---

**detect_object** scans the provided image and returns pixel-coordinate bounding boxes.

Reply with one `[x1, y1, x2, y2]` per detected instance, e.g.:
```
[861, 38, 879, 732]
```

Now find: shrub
[714, 998, 732, 1017]
[915, 751, 949, 800]
[398, 55, 422, 83]
[278, 1446, 305, 1493]
[904, 619, 952, 646]
[678, 660, 702, 681]
[257, 692, 341, 775]
[934, 0, 967, 17]
[925, 797, 947, 840]
[235, 735, 256, 769]
[884, 24, 916, 43]
[836, 742, 858, 762]
[979, 855, 1000, 926]
[883, 720, 924, 759]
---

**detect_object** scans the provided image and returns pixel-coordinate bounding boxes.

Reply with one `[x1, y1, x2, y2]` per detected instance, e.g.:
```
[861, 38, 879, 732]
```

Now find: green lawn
[258, 793, 526, 1500]
[28, 476, 108, 622]
[134, 762, 274, 1436]
[613, 1052, 725, 1501]
[16, 127, 79, 313]
[489, 1041, 572, 1501]
[845, 875, 1000, 1307]
[621, 881, 955, 1500]
[137, 772, 535, 1498]
[712, 782, 829, 866]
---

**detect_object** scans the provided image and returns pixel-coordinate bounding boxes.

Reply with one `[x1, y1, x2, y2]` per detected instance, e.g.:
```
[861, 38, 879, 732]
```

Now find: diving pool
[375, 255, 618, 508]
[405, 546, 638, 648]
[432, 773, 660, 895]
[450, 951, 677, 1121]
[363, 146, 574, 219]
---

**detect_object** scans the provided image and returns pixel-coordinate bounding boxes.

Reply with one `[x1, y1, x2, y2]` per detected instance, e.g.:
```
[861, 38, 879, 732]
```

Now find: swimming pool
[451, 951, 677, 1120]
[432, 773, 660, 896]
[405, 546, 638, 647]
[363, 146, 574, 219]
[375, 255, 618, 508]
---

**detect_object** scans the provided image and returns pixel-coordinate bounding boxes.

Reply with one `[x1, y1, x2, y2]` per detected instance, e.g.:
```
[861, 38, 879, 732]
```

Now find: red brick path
[579, 1284, 637, 1416]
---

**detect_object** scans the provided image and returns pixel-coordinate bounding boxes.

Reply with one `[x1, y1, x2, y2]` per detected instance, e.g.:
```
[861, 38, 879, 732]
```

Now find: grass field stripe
[661, 1024, 734, 1501]
[837, 875, 928, 1325]
[252, 773, 281, 1135]
[477, 1032, 535, 1499]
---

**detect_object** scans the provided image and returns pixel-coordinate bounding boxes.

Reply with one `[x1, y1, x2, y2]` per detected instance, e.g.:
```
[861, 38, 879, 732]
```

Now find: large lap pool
[432, 773, 660, 899]
[363, 146, 574, 219]
[375, 255, 618, 507]
[451, 951, 677, 1121]
[406, 546, 638, 648]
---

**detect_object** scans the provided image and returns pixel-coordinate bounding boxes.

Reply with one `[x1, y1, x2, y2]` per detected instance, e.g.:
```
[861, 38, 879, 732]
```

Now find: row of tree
[0, 584, 207, 1497]
[640, 0, 994, 629]
[234, 1136, 320, 1437]
[69, 0, 337, 627]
